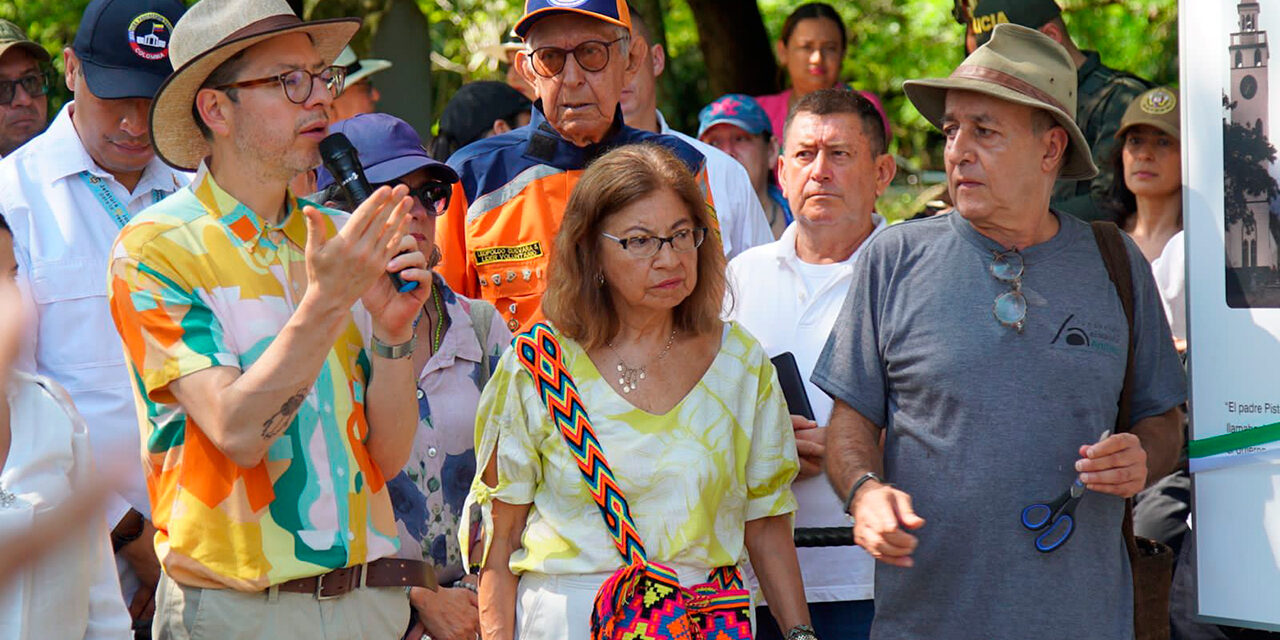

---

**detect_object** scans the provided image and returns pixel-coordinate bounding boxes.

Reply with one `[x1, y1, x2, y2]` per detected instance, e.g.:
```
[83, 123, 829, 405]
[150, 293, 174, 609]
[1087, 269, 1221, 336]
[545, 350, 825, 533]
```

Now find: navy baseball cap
[697, 94, 772, 138]
[316, 113, 459, 191]
[514, 0, 631, 39]
[73, 0, 187, 100]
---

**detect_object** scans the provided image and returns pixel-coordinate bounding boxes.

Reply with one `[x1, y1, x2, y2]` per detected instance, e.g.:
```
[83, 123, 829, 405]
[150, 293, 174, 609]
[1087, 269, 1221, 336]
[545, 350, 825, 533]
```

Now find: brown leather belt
[273, 558, 437, 599]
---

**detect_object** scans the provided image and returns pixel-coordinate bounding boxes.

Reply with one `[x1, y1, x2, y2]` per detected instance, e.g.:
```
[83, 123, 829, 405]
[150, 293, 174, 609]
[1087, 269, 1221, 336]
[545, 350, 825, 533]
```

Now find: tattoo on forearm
[261, 388, 308, 439]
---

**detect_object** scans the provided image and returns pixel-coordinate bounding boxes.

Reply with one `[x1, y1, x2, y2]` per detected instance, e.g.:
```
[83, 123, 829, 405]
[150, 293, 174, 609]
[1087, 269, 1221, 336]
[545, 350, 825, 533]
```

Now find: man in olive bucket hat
[814, 23, 1185, 639]
[107, 0, 436, 637]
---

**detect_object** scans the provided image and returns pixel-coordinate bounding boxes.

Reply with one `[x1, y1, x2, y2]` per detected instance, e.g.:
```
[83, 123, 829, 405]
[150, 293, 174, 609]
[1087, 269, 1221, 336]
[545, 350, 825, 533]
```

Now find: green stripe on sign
[1188, 421, 1280, 458]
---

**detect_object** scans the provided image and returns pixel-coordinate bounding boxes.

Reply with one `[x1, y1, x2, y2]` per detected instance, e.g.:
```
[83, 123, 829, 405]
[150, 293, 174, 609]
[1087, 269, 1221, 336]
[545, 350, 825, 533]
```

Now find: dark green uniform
[1052, 50, 1153, 222]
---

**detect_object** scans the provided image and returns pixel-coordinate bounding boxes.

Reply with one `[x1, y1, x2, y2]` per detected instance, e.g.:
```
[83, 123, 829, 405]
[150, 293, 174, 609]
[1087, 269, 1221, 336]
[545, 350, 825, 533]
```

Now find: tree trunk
[684, 0, 780, 97]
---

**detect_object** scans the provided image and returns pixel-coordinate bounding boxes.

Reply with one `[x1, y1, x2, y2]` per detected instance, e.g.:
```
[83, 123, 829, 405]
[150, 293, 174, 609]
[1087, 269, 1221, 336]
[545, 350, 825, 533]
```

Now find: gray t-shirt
[812, 212, 1185, 640]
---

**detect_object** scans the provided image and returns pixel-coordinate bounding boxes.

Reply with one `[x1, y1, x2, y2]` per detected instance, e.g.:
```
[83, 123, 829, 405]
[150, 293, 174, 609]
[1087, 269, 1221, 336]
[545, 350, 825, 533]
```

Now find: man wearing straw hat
[815, 24, 1185, 638]
[107, 0, 435, 636]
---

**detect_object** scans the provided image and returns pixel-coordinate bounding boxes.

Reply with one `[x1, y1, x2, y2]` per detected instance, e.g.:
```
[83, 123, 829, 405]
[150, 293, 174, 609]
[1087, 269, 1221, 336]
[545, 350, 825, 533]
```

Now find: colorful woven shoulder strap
[514, 323, 648, 566]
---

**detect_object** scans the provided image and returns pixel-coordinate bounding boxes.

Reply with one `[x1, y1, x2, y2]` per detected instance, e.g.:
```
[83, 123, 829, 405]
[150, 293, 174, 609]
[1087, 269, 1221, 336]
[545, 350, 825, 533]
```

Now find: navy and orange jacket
[436, 104, 711, 333]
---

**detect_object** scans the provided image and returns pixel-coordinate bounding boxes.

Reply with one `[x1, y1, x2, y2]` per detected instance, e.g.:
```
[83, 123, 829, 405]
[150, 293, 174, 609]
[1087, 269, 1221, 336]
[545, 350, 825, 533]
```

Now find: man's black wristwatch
[786, 624, 819, 640]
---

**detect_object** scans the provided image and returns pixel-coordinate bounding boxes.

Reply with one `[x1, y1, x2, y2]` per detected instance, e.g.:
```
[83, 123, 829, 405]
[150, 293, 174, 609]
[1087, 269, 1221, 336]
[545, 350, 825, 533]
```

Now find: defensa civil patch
[474, 241, 544, 265]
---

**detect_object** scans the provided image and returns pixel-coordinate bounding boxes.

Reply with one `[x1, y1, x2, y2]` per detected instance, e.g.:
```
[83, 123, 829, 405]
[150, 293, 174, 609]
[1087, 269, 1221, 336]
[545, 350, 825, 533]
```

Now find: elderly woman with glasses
[316, 113, 512, 640]
[462, 143, 812, 640]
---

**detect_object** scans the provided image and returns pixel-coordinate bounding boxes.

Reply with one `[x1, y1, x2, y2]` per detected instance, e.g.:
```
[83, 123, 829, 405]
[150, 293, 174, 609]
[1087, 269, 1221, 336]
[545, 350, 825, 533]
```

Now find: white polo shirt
[657, 111, 773, 259]
[0, 103, 189, 527]
[726, 215, 886, 603]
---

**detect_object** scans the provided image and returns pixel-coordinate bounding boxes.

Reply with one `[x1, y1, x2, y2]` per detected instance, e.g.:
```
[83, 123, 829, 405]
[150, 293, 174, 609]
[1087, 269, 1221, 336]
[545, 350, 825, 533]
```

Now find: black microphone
[318, 133, 418, 293]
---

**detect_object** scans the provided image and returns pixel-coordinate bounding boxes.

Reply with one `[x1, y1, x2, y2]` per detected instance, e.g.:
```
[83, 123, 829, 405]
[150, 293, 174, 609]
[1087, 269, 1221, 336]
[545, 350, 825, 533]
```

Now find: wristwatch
[786, 624, 819, 640]
[372, 334, 415, 360]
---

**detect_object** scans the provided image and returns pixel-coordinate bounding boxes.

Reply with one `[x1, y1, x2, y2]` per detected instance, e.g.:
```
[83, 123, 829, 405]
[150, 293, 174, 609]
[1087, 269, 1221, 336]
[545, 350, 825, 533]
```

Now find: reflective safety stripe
[466, 164, 565, 225]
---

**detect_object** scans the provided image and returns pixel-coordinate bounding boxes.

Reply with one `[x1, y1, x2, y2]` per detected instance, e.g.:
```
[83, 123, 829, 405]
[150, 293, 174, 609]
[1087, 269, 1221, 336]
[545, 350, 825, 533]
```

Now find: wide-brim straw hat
[903, 23, 1098, 181]
[150, 0, 360, 170]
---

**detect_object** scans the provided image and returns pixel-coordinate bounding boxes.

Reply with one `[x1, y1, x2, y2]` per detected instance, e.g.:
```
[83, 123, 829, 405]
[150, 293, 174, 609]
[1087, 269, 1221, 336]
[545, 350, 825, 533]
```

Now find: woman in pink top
[756, 3, 889, 141]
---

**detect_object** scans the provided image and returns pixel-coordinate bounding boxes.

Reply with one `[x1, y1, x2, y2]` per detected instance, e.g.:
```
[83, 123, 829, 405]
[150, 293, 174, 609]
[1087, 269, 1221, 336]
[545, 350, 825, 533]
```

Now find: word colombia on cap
[128, 12, 174, 61]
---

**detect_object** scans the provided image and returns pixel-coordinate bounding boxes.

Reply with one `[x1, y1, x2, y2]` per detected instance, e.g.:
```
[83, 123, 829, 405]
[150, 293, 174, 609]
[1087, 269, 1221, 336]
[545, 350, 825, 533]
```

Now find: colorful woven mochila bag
[513, 323, 754, 640]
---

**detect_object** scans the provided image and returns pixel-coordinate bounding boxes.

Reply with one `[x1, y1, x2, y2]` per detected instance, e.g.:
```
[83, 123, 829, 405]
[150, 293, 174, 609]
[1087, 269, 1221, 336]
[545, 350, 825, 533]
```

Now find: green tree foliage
[6, 0, 1176, 175]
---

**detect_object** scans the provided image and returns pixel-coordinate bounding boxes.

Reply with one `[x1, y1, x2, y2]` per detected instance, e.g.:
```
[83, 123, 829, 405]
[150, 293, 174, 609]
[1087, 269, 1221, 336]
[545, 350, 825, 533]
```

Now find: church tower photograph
[1226, 0, 1280, 307]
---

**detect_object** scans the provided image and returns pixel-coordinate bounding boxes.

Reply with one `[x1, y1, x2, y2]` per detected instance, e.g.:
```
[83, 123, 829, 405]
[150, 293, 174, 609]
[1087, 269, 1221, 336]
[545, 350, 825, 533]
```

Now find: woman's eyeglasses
[601, 227, 708, 259]
[214, 66, 346, 105]
[528, 37, 627, 78]
[990, 249, 1027, 333]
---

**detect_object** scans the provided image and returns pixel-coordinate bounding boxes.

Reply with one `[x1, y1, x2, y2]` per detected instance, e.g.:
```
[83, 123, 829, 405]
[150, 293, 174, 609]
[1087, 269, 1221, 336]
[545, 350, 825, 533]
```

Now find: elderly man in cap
[965, 0, 1152, 223]
[619, 5, 772, 259]
[107, 0, 434, 637]
[328, 45, 391, 122]
[0, 0, 188, 630]
[435, 0, 713, 334]
[815, 24, 1184, 639]
[0, 20, 49, 158]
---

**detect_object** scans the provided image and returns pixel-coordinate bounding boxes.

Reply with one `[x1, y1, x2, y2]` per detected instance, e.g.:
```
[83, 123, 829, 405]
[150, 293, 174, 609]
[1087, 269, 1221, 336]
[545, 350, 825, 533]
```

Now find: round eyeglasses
[528, 37, 627, 78]
[214, 66, 346, 105]
[990, 249, 1026, 333]
[601, 227, 708, 259]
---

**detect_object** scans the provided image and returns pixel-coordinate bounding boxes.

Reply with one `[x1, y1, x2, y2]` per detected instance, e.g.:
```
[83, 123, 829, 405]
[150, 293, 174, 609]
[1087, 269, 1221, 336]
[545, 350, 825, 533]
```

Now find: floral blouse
[388, 280, 510, 585]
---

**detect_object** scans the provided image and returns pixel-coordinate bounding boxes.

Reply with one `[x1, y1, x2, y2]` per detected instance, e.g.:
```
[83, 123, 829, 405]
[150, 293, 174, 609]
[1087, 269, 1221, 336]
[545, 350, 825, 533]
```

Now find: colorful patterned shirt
[462, 322, 798, 578]
[107, 163, 399, 591]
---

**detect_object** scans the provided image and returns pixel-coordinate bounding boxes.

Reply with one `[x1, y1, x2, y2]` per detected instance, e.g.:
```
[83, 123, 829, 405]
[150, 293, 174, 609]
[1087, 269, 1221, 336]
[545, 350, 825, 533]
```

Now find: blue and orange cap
[514, 0, 631, 39]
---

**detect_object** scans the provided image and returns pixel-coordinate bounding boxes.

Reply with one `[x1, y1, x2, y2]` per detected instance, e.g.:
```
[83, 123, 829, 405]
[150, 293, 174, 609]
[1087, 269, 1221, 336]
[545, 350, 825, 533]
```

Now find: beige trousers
[153, 571, 410, 640]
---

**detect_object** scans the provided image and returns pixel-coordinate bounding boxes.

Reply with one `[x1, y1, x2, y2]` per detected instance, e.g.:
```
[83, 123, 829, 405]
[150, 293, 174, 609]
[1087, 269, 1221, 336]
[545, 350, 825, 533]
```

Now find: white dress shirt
[0, 103, 189, 527]
[0, 371, 132, 640]
[726, 216, 886, 603]
[657, 111, 773, 259]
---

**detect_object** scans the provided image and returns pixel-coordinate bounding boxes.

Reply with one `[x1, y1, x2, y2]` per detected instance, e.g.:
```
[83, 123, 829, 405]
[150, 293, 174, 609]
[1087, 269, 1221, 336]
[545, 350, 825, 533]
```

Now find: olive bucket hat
[903, 22, 1098, 180]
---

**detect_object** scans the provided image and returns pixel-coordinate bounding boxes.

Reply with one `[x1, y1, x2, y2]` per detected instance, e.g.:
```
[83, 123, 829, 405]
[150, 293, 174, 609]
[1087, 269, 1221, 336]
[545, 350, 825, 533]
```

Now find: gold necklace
[607, 328, 677, 394]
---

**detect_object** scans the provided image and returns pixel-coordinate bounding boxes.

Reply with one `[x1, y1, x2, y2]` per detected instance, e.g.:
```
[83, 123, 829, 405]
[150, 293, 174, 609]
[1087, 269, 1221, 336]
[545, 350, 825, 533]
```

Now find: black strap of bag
[1091, 221, 1174, 640]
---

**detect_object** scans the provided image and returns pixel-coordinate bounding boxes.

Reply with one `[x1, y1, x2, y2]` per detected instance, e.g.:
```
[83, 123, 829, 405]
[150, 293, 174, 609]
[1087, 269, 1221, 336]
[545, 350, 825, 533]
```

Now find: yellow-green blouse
[462, 322, 798, 577]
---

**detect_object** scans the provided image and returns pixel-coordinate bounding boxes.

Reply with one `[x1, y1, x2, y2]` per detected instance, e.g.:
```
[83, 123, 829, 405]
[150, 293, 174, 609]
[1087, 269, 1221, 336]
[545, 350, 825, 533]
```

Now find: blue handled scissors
[1020, 429, 1110, 553]
[1020, 478, 1085, 553]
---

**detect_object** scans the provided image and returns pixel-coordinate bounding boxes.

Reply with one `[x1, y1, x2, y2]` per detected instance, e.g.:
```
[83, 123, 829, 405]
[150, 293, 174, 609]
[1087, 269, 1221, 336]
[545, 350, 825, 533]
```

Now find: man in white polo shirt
[725, 88, 895, 640]
[0, 0, 188, 629]
[618, 4, 772, 259]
